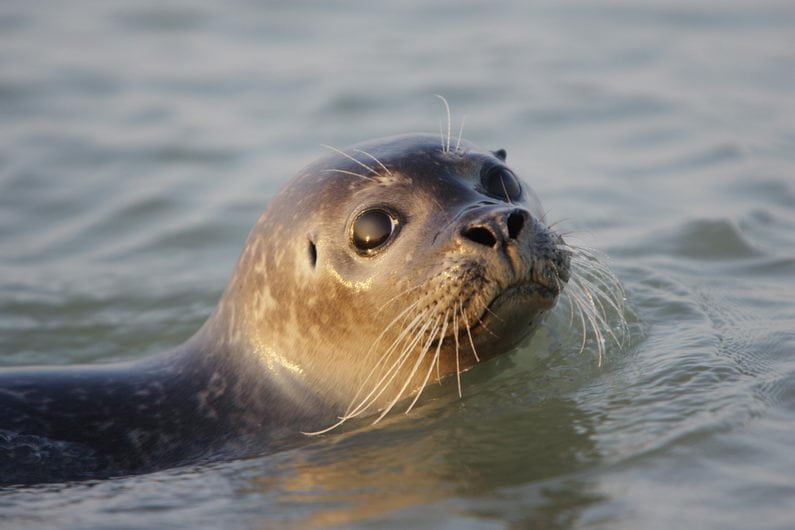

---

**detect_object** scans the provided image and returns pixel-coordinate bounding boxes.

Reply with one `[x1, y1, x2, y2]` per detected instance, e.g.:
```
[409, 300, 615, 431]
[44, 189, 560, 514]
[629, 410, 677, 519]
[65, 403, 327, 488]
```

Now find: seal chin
[470, 282, 559, 358]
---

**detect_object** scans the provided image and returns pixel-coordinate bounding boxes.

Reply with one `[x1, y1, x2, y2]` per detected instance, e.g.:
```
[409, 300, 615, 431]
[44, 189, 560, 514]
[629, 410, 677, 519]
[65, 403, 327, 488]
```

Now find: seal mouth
[441, 280, 555, 360]
[466, 280, 558, 336]
[428, 278, 561, 355]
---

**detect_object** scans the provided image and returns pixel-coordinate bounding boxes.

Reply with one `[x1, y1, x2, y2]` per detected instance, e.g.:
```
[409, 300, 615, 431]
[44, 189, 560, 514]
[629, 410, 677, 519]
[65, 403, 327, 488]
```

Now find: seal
[0, 132, 571, 484]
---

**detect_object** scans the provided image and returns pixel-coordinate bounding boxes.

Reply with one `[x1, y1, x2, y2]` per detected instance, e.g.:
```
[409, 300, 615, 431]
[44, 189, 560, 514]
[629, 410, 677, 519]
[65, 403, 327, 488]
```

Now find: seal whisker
[570, 253, 622, 295]
[499, 173, 514, 204]
[569, 289, 592, 353]
[320, 144, 379, 176]
[376, 283, 426, 313]
[360, 298, 423, 373]
[375, 314, 442, 422]
[434, 94, 452, 152]
[570, 287, 590, 355]
[347, 305, 438, 419]
[469, 295, 500, 341]
[338, 305, 428, 424]
[322, 168, 377, 183]
[477, 292, 505, 323]
[428, 195, 453, 226]
[565, 244, 625, 289]
[565, 282, 606, 365]
[344, 305, 429, 418]
[302, 418, 349, 436]
[564, 243, 629, 351]
[459, 300, 482, 363]
[547, 218, 572, 230]
[353, 148, 392, 176]
[406, 310, 450, 414]
[560, 281, 588, 355]
[369, 311, 439, 423]
[585, 287, 625, 354]
[454, 115, 466, 153]
[571, 275, 612, 330]
[563, 274, 577, 329]
[562, 243, 625, 293]
[570, 273, 626, 347]
[453, 301, 462, 398]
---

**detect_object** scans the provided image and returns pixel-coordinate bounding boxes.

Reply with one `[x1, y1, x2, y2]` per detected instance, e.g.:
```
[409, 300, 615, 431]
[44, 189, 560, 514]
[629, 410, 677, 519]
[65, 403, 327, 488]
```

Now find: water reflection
[244, 387, 602, 527]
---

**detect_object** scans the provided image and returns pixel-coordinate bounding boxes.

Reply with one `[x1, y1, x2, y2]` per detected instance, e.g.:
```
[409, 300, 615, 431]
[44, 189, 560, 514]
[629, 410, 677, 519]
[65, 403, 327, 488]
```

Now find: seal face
[0, 132, 570, 483]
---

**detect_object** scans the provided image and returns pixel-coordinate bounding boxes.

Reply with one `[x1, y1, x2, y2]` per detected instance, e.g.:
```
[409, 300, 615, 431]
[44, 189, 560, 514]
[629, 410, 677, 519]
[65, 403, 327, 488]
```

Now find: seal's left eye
[482, 166, 521, 202]
[351, 209, 397, 253]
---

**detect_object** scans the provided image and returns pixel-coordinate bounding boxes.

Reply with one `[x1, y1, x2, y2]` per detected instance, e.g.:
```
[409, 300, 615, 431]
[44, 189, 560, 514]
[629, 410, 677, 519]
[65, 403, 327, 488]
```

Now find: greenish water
[1, 0, 795, 528]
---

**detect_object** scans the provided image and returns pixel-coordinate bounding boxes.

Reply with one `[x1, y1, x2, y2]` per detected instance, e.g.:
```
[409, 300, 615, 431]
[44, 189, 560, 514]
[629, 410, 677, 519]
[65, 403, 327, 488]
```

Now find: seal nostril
[507, 212, 525, 240]
[463, 226, 497, 247]
[308, 240, 317, 268]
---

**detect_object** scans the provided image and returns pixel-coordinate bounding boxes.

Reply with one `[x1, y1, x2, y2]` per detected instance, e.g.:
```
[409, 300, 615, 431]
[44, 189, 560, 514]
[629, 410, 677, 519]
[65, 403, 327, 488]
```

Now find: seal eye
[482, 166, 521, 202]
[351, 209, 397, 253]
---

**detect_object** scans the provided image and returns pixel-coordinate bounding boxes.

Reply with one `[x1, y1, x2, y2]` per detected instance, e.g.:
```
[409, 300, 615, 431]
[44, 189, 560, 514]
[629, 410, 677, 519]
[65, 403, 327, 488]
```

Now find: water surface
[1, 0, 794, 528]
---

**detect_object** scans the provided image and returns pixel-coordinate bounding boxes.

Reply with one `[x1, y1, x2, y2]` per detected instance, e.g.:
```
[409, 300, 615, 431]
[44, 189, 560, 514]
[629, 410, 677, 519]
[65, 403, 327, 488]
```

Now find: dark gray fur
[0, 327, 331, 484]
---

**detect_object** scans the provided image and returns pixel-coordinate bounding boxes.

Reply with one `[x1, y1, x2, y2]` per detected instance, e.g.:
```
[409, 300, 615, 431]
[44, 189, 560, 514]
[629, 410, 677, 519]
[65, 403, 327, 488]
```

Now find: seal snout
[460, 208, 529, 249]
[452, 203, 570, 338]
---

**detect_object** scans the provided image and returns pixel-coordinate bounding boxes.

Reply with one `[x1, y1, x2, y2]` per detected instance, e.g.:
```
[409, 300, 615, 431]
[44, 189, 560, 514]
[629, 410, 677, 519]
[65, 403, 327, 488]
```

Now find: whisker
[454, 115, 467, 153]
[435, 337, 442, 383]
[453, 302, 462, 397]
[332, 305, 427, 431]
[566, 285, 589, 354]
[564, 276, 577, 329]
[499, 172, 513, 204]
[376, 282, 425, 313]
[547, 219, 564, 230]
[565, 283, 606, 365]
[377, 314, 442, 421]
[406, 311, 450, 413]
[371, 312, 438, 423]
[344, 306, 430, 419]
[477, 292, 505, 323]
[302, 418, 347, 436]
[434, 94, 452, 152]
[562, 244, 626, 306]
[460, 300, 482, 363]
[322, 168, 377, 183]
[362, 298, 423, 368]
[320, 144, 378, 176]
[469, 295, 500, 340]
[571, 274, 626, 347]
[353, 148, 392, 176]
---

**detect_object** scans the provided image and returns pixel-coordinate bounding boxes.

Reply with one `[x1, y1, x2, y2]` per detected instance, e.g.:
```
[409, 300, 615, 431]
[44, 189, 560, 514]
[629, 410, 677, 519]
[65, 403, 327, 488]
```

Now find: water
[1, 0, 794, 527]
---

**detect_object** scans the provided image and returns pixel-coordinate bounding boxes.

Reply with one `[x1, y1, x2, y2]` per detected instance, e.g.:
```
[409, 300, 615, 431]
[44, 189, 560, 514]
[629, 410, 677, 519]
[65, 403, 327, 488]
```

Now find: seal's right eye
[482, 166, 521, 202]
[351, 209, 397, 253]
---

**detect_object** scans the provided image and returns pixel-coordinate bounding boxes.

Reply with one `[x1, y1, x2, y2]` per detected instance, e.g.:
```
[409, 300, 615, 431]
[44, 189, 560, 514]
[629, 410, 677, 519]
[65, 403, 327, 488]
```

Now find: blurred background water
[1, 0, 794, 528]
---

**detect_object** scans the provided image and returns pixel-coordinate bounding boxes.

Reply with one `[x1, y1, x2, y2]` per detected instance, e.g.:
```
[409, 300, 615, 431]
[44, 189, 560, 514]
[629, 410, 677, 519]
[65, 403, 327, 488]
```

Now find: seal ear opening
[308, 240, 317, 269]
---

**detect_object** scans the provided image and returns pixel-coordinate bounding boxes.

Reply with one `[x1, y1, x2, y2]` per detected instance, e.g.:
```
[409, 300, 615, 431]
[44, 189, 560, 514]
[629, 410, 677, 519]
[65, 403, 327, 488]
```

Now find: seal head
[210, 132, 571, 426]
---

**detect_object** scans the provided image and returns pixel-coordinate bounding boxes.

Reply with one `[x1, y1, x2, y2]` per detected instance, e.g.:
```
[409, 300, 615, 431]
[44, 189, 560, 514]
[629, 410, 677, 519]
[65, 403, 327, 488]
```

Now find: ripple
[625, 217, 762, 261]
[113, 6, 208, 32]
[519, 89, 674, 129]
[0, 0, 794, 526]
[615, 143, 744, 178]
